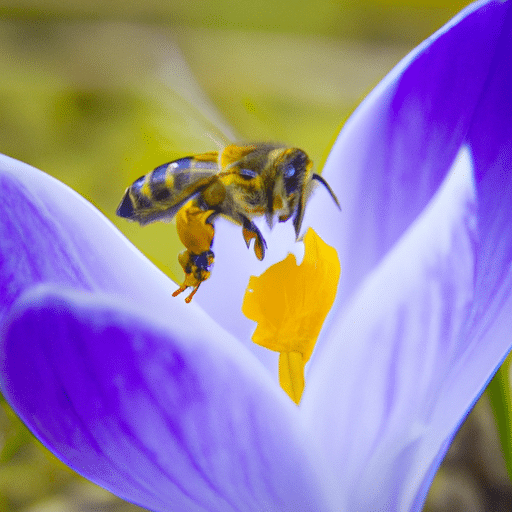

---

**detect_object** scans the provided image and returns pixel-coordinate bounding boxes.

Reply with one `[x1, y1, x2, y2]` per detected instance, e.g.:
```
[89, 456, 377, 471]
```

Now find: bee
[117, 143, 340, 302]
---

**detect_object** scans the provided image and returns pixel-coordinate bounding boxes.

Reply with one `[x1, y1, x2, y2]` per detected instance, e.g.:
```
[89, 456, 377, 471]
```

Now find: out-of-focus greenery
[4, 1, 511, 511]
[0, 0, 470, 41]
[488, 359, 512, 482]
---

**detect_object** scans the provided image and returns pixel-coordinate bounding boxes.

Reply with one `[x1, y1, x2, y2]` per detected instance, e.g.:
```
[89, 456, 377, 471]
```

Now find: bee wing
[158, 45, 238, 145]
[117, 155, 222, 225]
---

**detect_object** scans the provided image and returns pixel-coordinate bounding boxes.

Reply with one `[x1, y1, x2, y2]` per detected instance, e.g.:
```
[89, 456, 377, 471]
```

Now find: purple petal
[0, 153, 171, 316]
[305, 0, 512, 309]
[303, 147, 480, 510]
[1, 286, 333, 512]
[302, 0, 512, 510]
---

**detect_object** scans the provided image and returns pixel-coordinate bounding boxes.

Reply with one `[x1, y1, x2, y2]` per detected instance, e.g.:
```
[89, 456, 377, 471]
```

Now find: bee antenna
[312, 173, 341, 210]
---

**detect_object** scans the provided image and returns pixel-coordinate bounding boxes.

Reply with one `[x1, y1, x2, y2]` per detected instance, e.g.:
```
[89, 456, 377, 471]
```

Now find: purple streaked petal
[1, 286, 333, 512]
[300, 0, 512, 509]
[0, 153, 172, 316]
[305, 0, 512, 309]
[303, 147, 481, 511]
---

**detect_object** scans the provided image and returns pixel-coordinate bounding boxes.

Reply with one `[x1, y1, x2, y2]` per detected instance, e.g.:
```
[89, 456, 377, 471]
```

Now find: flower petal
[1, 286, 333, 512]
[301, 3, 512, 507]
[0, 153, 174, 318]
[303, 146, 483, 511]
[305, 0, 512, 309]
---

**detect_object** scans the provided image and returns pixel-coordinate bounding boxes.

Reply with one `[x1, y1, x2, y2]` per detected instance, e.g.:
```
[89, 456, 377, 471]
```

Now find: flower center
[242, 228, 340, 404]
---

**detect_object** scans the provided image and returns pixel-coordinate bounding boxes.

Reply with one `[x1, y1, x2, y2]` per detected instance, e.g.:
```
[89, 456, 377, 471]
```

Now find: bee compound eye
[283, 163, 299, 195]
[284, 164, 295, 178]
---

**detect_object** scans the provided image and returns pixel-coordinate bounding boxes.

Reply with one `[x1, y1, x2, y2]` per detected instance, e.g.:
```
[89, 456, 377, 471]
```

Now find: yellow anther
[242, 228, 340, 404]
[279, 351, 305, 405]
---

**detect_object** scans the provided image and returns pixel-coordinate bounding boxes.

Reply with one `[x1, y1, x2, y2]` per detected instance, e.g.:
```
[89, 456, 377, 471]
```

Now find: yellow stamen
[242, 228, 340, 404]
[279, 351, 305, 405]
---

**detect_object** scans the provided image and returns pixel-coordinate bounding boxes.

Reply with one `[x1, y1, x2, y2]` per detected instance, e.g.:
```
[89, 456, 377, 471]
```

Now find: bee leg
[172, 280, 202, 303]
[241, 216, 267, 261]
[172, 285, 188, 298]
[172, 283, 200, 303]
[173, 250, 201, 302]
[184, 283, 201, 303]
[172, 249, 214, 303]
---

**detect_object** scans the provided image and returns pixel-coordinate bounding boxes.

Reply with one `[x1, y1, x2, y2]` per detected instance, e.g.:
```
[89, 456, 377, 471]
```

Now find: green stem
[487, 355, 512, 481]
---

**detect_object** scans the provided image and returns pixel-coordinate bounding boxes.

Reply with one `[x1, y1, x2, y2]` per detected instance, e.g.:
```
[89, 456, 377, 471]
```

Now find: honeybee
[117, 143, 340, 302]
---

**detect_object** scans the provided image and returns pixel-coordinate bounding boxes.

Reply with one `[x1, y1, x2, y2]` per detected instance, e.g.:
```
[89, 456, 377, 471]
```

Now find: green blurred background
[2, 0, 511, 510]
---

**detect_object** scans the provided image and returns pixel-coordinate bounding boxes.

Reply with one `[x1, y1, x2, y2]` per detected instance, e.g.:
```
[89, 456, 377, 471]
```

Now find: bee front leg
[172, 282, 201, 304]
[241, 215, 267, 261]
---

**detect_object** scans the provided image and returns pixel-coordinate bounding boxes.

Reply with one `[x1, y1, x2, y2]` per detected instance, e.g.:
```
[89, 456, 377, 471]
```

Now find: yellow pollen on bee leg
[176, 201, 215, 254]
[242, 228, 341, 405]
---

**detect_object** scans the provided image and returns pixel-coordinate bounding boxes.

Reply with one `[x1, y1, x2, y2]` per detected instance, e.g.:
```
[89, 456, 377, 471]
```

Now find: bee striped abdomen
[149, 163, 173, 201]
[117, 156, 219, 225]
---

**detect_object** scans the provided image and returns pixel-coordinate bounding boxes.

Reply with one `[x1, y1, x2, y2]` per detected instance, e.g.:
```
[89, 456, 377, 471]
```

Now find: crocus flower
[1, 0, 512, 510]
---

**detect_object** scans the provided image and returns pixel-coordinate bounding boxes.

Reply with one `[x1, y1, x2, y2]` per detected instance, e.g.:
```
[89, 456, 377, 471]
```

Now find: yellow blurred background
[3, 1, 506, 511]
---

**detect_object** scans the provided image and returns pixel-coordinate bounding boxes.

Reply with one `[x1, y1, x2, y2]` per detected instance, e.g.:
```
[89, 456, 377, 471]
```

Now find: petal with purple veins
[1, 286, 333, 512]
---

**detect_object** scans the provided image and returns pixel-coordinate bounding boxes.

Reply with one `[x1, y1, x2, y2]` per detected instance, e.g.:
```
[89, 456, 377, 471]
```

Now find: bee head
[268, 149, 312, 236]
[279, 149, 340, 239]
